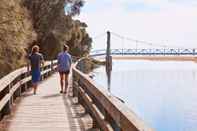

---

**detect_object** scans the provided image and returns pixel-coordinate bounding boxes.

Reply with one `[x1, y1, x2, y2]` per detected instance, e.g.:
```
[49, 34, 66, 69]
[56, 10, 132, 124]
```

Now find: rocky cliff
[0, 0, 92, 78]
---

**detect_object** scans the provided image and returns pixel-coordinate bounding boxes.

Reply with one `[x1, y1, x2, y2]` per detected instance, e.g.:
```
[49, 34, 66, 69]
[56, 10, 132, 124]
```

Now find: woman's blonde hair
[31, 45, 39, 54]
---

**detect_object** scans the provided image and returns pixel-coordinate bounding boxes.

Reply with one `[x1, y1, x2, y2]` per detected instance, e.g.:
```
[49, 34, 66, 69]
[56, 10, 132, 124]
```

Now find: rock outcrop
[0, 0, 92, 78]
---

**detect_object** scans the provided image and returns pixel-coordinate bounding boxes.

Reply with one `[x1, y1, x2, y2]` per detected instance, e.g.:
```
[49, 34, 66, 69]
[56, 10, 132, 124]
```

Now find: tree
[65, 0, 85, 16]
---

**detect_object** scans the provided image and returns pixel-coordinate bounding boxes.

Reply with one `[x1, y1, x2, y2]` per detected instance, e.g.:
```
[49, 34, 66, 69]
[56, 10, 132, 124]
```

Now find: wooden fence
[72, 60, 154, 131]
[0, 57, 154, 131]
[0, 60, 57, 120]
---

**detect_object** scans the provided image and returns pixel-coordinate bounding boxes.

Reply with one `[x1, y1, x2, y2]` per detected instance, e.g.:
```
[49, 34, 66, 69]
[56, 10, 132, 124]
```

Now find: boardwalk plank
[0, 73, 94, 131]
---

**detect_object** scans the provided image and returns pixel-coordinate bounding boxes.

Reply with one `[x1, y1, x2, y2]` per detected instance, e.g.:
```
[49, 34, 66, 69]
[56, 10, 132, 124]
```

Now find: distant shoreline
[95, 56, 197, 62]
[111, 56, 197, 62]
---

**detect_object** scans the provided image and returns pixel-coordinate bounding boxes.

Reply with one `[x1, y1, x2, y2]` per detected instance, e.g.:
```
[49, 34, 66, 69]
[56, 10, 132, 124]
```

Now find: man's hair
[63, 44, 69, 52]
[31, 45, 39, 54]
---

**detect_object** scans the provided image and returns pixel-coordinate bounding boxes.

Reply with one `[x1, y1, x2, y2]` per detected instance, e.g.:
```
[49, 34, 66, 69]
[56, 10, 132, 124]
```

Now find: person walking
[57, 44, 72, 94]
[28, 45, 44, 95]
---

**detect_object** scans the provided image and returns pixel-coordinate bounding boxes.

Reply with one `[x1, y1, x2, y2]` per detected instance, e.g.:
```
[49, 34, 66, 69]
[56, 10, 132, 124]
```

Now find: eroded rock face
[0, 0, 36, 78]
[24, 0, 92, 59]
[0, 0, 92, 78]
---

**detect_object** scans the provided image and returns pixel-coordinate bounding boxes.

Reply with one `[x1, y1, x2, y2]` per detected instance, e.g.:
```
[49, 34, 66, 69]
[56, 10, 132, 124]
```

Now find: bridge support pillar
[106, 31, 112, 72]
[106, 31, 112, 92]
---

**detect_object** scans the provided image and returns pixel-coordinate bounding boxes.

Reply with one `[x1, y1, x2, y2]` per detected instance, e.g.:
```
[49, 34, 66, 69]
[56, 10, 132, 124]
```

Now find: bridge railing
[72, 59, 154, 131]
[90, 48, 197, 56]
[0, 60, 58, 120]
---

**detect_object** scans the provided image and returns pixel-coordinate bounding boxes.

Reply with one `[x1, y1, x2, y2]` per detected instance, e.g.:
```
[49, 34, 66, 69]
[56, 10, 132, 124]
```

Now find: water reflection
[92, 59, 197, 131]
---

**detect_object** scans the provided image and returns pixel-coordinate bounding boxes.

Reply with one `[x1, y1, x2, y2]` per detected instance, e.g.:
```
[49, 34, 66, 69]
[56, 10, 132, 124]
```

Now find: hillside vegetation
[0, 0, 92, 78]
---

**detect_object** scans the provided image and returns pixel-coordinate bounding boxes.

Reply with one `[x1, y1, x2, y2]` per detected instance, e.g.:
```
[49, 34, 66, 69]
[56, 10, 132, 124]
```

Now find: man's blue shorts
[31, 69, 41, 84]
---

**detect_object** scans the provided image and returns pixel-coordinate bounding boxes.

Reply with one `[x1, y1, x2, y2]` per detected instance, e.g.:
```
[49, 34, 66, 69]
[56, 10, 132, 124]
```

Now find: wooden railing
[72, 60, 154, 131]
[0, 57, 155, 130]
[0, 60, 58, 120]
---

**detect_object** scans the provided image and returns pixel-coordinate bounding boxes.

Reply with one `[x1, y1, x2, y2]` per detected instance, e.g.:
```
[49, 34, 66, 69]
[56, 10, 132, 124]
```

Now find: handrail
[0, 60, 58, 119]
[0, 56, 155, 130]
[72, 58, 154, 131]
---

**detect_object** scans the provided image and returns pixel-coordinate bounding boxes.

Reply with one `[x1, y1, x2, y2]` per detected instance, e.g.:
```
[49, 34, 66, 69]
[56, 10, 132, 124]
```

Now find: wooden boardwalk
[0, 73, 94, 131]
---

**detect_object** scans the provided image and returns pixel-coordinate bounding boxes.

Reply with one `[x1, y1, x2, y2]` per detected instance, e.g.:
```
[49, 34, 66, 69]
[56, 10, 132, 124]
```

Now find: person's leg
[33, 83, 38, 94]
[32, 69, 39, 95]
[59, 72, 64, 93]
[64, 73, 69, 94]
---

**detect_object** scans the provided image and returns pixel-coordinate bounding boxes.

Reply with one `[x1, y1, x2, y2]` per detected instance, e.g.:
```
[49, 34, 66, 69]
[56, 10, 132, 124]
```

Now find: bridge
[91, 31, 197, 57]
[90, 48, 197, 56]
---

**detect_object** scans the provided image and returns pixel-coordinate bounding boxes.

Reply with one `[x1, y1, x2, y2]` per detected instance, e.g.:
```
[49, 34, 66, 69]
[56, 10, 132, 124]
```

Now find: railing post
[19, 79, 22, 97]
[3, 100, 11, 116]
[72, 75, 78, 97]
[25, 65, 30, 91]
[51, 60, 54, 74]
[72, 70, 79, 102]
[15, 75, 22, 98]
[25, 72, 28, 91]
[9, 83, 14, 105]
[102, 107, 121, 131]
[3, 84, 12, 116]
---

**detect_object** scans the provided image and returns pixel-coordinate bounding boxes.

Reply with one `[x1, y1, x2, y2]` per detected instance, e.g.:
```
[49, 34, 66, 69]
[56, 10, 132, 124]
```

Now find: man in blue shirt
[57, 44, 72, 94]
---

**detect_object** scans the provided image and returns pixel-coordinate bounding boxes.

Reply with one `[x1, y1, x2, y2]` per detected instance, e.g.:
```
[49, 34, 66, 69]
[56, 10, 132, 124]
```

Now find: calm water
[92, 59, 197, 131]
